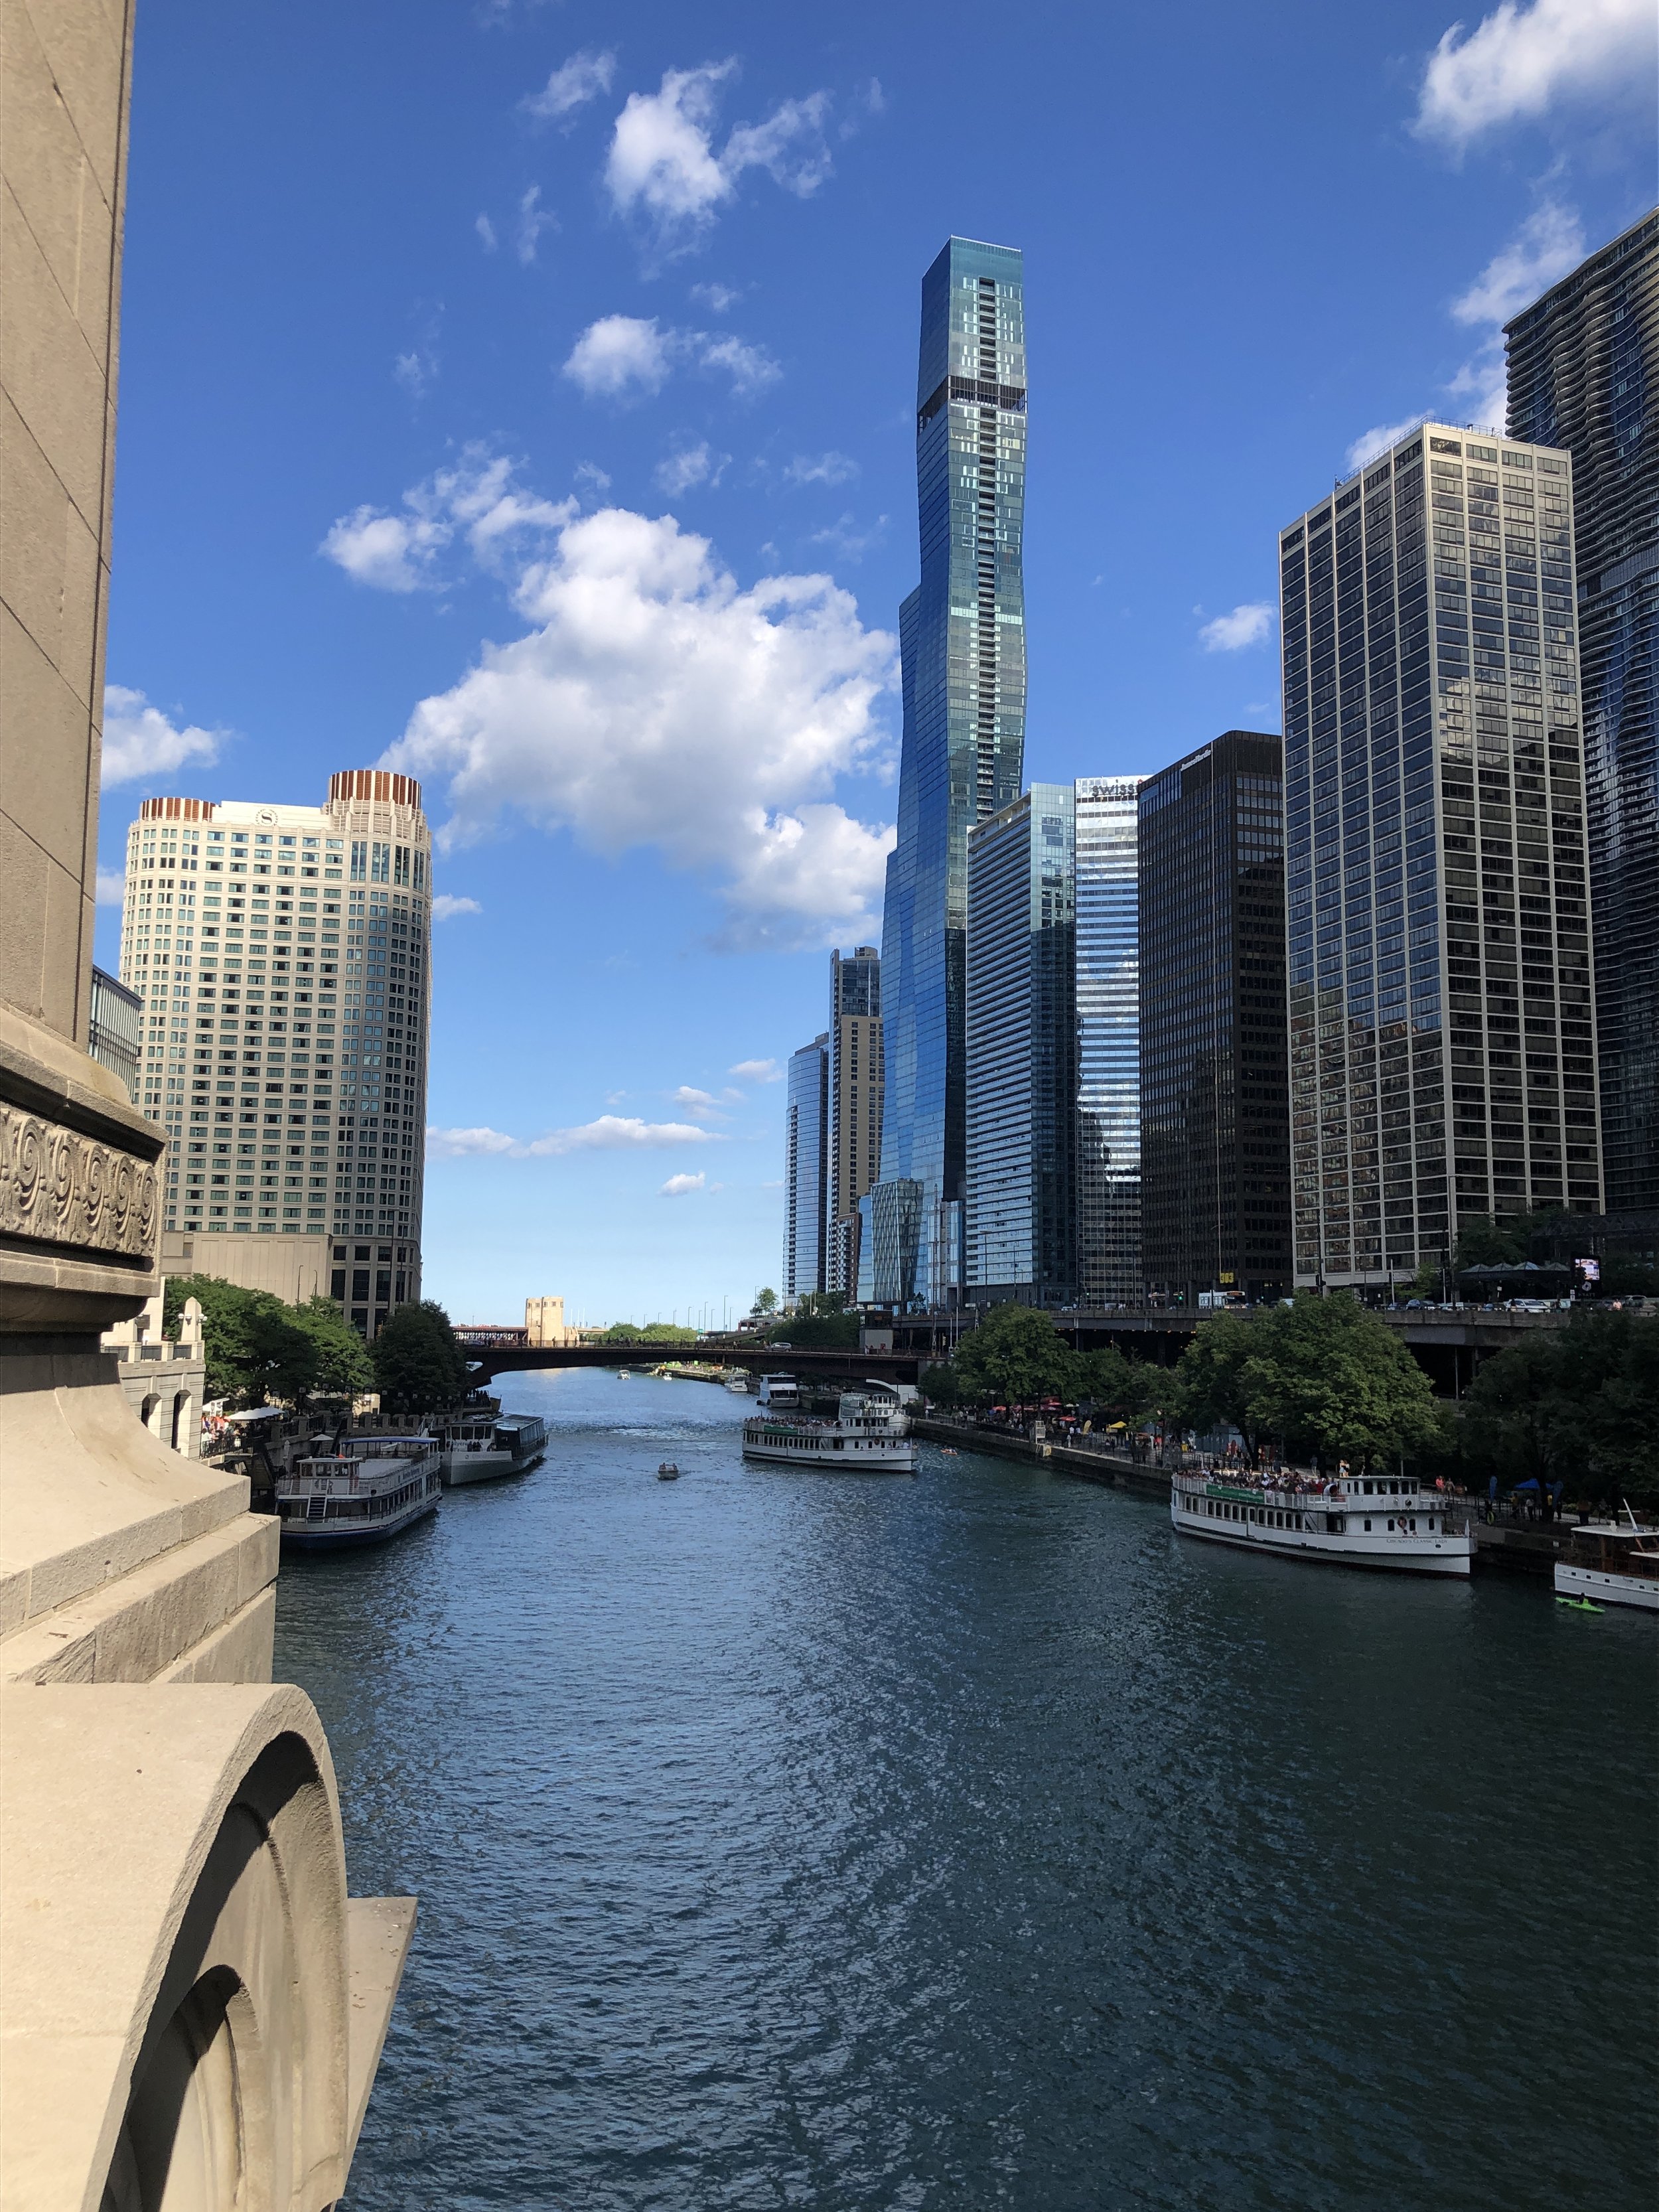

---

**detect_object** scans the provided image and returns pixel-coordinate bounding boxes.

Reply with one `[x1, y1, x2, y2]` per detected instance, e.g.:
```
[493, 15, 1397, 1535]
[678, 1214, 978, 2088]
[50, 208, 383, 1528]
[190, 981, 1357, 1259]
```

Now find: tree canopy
[951, 1303, 1079, 1406]
[370, 1299, 470, 1416]
[600, 1321, 696, 1344]
[1174, 1293, 1442, 1473]
[291, 1295, 374, 1398]
[1461, 1309, 1659, 1506]
[162, 1274, 319, 1408]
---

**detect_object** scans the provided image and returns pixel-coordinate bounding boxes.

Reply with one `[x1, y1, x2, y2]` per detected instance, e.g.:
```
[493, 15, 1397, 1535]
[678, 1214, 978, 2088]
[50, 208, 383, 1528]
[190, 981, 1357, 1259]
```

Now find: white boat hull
[443, 1447, 542, 1487]
[1554, 1561, 1659, 1612]
[743, 1430, 914, 1472]
[1171, 1487, 1472, 1576]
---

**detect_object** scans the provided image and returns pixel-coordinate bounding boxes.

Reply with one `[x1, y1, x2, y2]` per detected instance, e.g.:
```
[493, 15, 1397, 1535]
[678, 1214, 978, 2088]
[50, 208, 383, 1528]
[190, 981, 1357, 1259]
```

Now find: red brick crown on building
[137, 771, 423, 821]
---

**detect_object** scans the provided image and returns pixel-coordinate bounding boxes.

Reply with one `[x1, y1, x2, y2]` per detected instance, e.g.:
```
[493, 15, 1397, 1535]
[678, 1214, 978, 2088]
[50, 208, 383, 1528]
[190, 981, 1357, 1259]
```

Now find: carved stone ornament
[0, 1101, 157, 1257]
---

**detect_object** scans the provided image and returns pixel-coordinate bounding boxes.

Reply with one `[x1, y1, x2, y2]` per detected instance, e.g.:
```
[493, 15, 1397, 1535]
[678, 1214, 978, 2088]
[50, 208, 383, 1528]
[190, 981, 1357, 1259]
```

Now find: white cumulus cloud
[562, 316, 778, 402]
[1199, 603, 1275, 652]
[524, 48, 615, 122]
[562, 315, 674, 399]
[1415, 0, 1656, 149]
[516, 184, 557, 265]
[729, 1057, 782, 1083]
[660, 1171, 707, 1197]
[428, 1114, 716, 1160]
[100, 686, 224, 788]
[321, 449, 573, 592]
[1345, 414, 1431, 473]
[382, 504, 897, 948]
[655, 441, 727, 495]
[96, 867, 126, 907]
[785, 451, 859, 487]
[605, 63, 831, 250]
[431, 893, 482, 919]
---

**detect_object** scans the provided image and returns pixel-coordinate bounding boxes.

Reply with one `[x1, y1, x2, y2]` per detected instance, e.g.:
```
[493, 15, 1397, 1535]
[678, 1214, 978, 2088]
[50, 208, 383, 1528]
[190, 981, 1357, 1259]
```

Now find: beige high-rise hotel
[117, 770, 432, 1335]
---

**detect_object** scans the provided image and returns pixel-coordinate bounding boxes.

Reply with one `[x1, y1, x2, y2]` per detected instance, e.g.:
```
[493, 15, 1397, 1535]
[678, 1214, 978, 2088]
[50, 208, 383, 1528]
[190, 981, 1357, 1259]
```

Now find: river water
[274, 1370, 1656, 2211]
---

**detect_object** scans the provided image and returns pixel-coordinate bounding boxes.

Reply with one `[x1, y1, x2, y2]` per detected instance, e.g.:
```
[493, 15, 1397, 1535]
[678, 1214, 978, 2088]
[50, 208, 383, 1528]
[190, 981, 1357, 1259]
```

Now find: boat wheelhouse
[757, 1372, 800, 1410]
[276, 1434, 442, 1550]
[1170, 1468, 1472, 1576]
[441, 1412, 549, 1487]
[1554, 1520, 1659, 1613]
[743, 1386, 915, 1473]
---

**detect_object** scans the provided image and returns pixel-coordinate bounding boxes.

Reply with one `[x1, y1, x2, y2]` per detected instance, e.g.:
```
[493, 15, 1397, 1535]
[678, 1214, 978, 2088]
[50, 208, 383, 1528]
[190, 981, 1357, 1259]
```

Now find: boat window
[1364, 1518, 1372, 1532]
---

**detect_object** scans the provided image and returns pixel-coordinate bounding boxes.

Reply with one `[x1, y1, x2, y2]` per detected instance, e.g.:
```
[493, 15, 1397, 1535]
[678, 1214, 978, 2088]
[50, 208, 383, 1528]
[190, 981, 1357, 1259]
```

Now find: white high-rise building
[117, 771, 433, 1336]
[1074, 776, 1144, 1305]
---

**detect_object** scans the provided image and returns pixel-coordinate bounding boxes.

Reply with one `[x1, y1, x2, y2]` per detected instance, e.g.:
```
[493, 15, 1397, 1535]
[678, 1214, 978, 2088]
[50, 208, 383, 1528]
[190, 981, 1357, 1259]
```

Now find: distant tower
[871, 236, 1027, 1309]
[1505, 212, 1658, 1215]
[1139, 732, 1291, 1305]
[1074, 776, 1145, 1305]
[828, 948, 883, 1295]
[964, 784, 1076, 1305]
[783, 1033, 830, 1300]
[1279, 423, 1600, 1292]
[117, 773, 433, 1335]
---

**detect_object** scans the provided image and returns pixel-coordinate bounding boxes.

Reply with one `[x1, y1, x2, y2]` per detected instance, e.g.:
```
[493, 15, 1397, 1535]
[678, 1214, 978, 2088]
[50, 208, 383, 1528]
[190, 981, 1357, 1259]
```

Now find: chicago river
[277, 1372, 1655, 2211]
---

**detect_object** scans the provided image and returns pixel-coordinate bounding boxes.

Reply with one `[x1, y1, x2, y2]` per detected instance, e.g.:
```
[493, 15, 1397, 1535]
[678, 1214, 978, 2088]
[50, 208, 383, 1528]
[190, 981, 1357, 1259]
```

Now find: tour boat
[1553, 1516, 1659, 1613]
[277, 1434, 442, 1550]
[757, 1372, 801, 1409]
[441, 1412, 548, 1487]
[1169, 1467, 1473, 1576]
[743, 1387, 915, 1473]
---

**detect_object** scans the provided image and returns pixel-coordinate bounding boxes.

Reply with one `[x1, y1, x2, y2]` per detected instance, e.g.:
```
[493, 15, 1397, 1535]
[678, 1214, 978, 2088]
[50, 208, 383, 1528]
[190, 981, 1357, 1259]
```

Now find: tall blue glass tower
[865, 238, 1027, 1309]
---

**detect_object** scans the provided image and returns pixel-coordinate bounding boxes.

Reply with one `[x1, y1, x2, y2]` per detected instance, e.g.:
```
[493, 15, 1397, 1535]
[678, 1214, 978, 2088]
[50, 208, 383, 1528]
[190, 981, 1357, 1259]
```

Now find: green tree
[291, 1295, 374, 1398]
[1174, 1294, 1441, 1473]
[1074, 1345, 1157, 1428]
[919, 1360, 972, 1410]
[162, 1274, 317, 1407]
[953, 1304, 1079, 1407]
[370, 1299, 470, 1416]
[771, 1309, 860, 1348]
[1463, 1310, 1659, 1509]
[751, 1287, 779, 1316]
[1455, 1213, 1523, 1269]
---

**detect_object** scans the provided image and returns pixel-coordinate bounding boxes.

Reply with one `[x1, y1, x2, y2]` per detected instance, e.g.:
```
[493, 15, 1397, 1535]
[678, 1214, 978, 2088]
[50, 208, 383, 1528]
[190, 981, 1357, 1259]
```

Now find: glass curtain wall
[1505, 212, 1658, 1215]
[871, 236, 1027, 1308]
[964, 785, 1076, 1305]
[1074, 777, 1143, 1305]
[784, 1034, 829, 1301]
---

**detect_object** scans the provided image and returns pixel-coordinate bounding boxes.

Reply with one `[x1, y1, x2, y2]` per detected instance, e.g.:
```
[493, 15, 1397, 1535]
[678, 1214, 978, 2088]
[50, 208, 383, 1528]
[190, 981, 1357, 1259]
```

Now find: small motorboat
[657, 1461, 681, 1481]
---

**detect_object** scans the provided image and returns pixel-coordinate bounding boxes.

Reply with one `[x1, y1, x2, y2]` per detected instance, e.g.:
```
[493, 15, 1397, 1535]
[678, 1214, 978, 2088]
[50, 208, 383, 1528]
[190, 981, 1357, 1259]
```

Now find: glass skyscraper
[964, 784, 1076, 1305]
[1505, 211, 1657, 1215]
[1139, 733, 1291, 1305]
[1279, 425, 1601, 1291]
[784, 1032, 829, 1301]
[828, 948, 883, 1295]
[868, 237, 1027, 1309]
[1074, 777, 1144, 1305]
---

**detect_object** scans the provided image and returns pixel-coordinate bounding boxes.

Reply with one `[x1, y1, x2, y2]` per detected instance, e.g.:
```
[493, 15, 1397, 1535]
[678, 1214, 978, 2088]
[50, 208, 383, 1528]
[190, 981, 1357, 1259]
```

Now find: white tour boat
[441, 1411, 548, 1487]
[1553, 1516, 1659, 1612]
[743, 1386, 915, 1473]
[1170, 1467, 1473, 1576]
[756, 1372, 801, 1410]
[276, 1434, 442, 1550]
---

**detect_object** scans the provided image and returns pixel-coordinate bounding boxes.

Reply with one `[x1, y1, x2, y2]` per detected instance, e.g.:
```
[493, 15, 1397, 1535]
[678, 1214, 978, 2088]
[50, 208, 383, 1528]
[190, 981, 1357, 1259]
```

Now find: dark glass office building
[828, 947, 883, 1295]
[1280, 425, 1600, 1293]
[867, 237, 1026, 1309]
[964, 785, 1076, 1305]
[1506, 211, 1658, 1214]
[784, 1033, 828, 1301]
[1139, 733, 1291, 1304]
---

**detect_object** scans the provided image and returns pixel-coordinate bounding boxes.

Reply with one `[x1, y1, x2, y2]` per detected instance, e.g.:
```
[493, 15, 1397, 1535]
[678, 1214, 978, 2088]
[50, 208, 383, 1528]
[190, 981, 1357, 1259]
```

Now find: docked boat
[724, 1373, 751, 1394]
[276, 1434, 442, 1550]
[1169, 1467, 1473, 1576]
[441, 1412, 548, 1487]
[757, 1372, 800, 1410]
[1553, 1516, 1659, 1613]
[743, 1386, 915, 1473]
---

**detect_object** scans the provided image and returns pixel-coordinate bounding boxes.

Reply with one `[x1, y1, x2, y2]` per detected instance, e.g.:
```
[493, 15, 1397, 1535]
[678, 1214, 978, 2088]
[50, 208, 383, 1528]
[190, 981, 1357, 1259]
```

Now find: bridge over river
[455, 1306, 1575, 1394]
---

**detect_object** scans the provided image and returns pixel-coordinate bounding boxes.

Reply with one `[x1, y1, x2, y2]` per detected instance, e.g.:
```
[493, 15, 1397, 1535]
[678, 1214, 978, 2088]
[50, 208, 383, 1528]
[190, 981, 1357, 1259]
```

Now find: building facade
[1280, 424, 1600, 1293]
[1139, 733, 1291, 1304]
[828, 946, 883, 1295]
[1074, 776, 1144, 1305]
[1505, 212, 1658, 1215]
[869, 236, 1027, 1309]
[117, 773, 433, 1336]
[784, 1032, 830, 1300]
[964, 784, 1076, 1305]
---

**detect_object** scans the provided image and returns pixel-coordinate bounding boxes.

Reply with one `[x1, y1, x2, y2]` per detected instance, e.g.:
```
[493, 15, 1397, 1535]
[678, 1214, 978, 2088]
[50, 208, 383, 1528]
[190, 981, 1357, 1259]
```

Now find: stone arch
[139, 1392, 162, 1437]
[170, 1389, 192, 1453]
[3, 1686, 365, 2212]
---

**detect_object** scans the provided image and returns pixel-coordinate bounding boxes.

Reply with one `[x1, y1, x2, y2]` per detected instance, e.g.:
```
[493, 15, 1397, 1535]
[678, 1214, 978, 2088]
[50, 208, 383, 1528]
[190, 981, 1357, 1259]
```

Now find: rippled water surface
[275, 1370, 1657, 2211]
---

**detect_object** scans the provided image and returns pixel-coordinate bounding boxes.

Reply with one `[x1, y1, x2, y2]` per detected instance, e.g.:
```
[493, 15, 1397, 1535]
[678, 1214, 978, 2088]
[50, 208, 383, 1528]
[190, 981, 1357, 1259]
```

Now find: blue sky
[97, 0, 1656, 1325]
